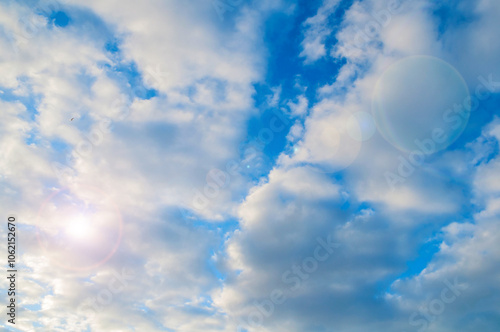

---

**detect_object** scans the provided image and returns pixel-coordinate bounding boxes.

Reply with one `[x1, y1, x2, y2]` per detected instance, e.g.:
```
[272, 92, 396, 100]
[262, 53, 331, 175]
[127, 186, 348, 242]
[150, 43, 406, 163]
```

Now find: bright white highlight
[65, 215, 92, 240]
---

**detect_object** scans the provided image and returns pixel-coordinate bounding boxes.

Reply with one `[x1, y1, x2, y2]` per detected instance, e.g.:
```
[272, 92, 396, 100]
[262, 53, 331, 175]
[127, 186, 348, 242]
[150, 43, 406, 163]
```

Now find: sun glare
[65, 216, 92, 239]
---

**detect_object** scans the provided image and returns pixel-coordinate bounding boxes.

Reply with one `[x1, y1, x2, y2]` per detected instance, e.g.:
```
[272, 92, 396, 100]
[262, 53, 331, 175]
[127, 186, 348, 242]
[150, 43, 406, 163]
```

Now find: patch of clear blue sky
[448, 95, 500, 151]
[431, 0, 479, 37]
[49, 10, 70, 27]
[102, 54, 159, 100]
[245, 0, 354, 178]
[242, 0, 359, 212]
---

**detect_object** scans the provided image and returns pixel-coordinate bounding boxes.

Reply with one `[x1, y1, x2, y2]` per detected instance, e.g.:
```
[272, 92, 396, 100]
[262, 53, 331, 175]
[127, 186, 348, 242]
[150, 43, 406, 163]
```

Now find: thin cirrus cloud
[0, 0, 499, 331]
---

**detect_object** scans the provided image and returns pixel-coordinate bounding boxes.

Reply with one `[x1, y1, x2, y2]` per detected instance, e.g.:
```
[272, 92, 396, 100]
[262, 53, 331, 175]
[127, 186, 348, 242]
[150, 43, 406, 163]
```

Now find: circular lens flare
[372, 55, 470, 153]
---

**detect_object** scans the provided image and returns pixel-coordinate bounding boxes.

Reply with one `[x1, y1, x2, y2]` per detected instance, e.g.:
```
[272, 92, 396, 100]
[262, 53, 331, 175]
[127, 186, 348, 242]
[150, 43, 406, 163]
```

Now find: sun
[65, 215, 92, 240]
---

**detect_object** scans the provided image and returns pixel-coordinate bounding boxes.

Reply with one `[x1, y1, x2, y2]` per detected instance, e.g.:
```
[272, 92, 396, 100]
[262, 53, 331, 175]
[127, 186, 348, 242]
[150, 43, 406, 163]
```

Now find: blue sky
[1, 0, 500, 331]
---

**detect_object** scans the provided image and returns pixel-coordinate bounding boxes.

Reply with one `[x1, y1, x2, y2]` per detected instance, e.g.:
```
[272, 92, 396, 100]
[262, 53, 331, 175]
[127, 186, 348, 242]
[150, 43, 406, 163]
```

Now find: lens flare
[36, 184, 123, 271]
[372, 55, 471, 153]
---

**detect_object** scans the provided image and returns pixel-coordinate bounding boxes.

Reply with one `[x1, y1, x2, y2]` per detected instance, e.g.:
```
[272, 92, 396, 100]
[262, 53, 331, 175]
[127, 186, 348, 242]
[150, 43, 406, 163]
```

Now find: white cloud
[299, 0, 342, 63]
[287, 94, 308, 117]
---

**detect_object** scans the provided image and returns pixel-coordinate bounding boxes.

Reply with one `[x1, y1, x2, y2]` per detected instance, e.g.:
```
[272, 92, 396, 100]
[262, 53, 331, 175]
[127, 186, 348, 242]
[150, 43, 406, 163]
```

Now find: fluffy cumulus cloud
[0, 0, 499, 331]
